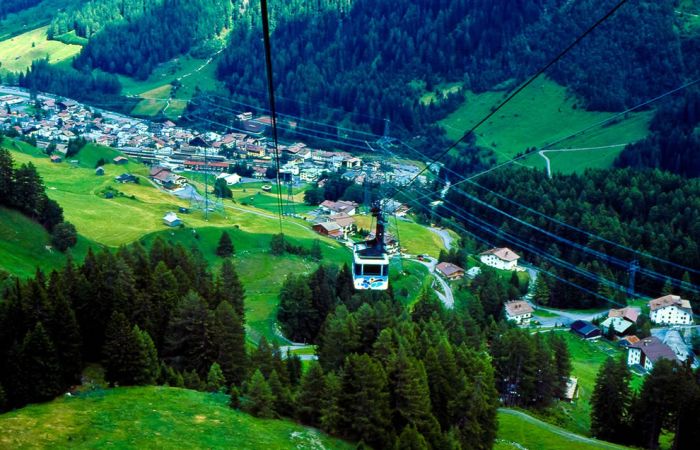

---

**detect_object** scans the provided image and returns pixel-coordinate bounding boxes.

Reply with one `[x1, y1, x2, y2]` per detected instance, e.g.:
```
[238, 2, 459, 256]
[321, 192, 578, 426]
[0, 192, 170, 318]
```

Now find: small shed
[50, 155, 62, 163]
[113, 156, 129, 165]
[570, 320, 602, 340]
[163, 212, 182, 227]
[95, 166, 105, 176]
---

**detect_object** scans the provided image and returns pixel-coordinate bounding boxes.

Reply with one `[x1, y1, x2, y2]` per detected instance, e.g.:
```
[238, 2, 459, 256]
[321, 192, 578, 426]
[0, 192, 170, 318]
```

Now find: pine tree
[244, 369, 275, 419]
[338, 354, 392, 448]
[548, 332, 572, 397]
[296, 361, 326, 426]
[320, 372, 342, 434]
[229, 385, 241, 409]
[270, 233, 286, 255]
[396, 425, 428, 450]
[310, 239, 322, 260]
[102, 312, 152, 386]
[532, 274, 550, 305]
[215, 259, 245, 318]
[0, 148, 14, 205]
[47, 291, 83, 385]
[216, 231, 235, 257]
[183, 369, 203, 391]
[0, 383, 6, 412]
[164, 291, 214, 376]
[268, 369, 293, 417]
[212, 301, 246, 387]
[591, 357, 631, 441]
[206, 362, 226, 393]
[286, 352, 302, 386]
[133, 326, 159, 385]
[20, 323, 63, 403]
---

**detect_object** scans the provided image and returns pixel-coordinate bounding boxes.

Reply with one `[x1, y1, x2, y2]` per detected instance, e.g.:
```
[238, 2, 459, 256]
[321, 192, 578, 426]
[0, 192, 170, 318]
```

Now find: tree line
[48, 0, 165, 39]
[616, 89, 700, 178]
[73, 0, 232, 80]
[0, 144, 77, 251]
[0, 237, 247, 410]
[591, 357, 700, 450]
[439, 167, 700, 309]
[276, 262, 571, 448]
[0, 0, 41, 19]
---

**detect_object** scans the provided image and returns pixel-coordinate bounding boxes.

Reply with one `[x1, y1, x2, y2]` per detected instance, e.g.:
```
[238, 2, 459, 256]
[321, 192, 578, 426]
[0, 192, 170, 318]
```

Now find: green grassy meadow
[0, 26, 82, 74]
[497, 409, 629, 450]
[0, 0, 84, 41]
[532, 331, 643, 437]
[439, 78, 652, 172]
[0, 386, 352, 449]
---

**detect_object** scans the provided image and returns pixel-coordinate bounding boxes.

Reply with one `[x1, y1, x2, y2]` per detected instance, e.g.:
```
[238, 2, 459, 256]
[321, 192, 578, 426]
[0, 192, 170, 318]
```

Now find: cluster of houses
[0, 87, 425, 190]
[562, 295, 697, 373]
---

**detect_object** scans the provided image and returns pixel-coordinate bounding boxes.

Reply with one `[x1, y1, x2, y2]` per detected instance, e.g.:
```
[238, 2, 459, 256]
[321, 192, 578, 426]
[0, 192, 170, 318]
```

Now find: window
[363, 264, 383, 276]
[353, 263, 362, 276]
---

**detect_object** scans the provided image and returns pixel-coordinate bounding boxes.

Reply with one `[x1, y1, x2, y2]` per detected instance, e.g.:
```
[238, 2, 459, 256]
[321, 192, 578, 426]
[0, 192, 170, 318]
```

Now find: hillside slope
[0, 386, 352, 449]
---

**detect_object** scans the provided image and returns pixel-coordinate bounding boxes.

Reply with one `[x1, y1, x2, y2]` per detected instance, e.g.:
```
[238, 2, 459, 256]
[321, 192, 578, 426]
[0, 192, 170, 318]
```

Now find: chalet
[113, 156, 129, 165]
[95, 166, 105, 176]
[479, 247, 520, 271]
[504, 300, 534, 325]
[216, 172, 242, 186]
[152, 170, 179, 189]
[313, 221, 343, 239]
[436, 262, 465, 280]
[319, 200, 358, 216]
[184, 160, 229, 173]
[329, 213, 355, 233]
[649, 294, 693, 325]
[115, 173, 137, 184]
[618, 335, 641, 348]
[163, 212, 182, 227]
[563, 377, 578, 402]
[342, 157, 363, 170]
[189, 136, 211, 148]
[57, 100, 78, 111]
[50, 155, 62, 163]
[601, 307, 639, 335]
[570, 320, 602, 340]
[627, 336, 678, 372]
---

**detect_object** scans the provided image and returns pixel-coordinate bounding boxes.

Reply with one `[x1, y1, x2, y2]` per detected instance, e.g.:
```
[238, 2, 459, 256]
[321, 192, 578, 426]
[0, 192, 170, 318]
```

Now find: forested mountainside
[436, 167, 700, 309]
[0, 0, 42, 19]
[615, 89, 700, 177]
[73, 0, 232, 80]
[215, 0, 685, 137]
[49, 0, 164, 39]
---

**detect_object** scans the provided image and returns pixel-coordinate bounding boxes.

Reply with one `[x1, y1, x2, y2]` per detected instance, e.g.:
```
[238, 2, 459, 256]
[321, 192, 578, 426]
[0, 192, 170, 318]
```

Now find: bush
[51, 221, 78, 252]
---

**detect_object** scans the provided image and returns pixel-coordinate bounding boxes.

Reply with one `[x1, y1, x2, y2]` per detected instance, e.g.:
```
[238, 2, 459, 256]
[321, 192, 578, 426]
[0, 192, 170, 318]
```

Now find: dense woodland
[616, 89, 700, 177]
[17, 59, 122, 103]
[73, 0, 232, 80]
[213, 0, 686, 142]
[49, 0, 165, 39]
[591, 357, 700, 450]
[0, 144, 77, 251]
[434, 167, 700, 309]
[0, 0, 41, 19]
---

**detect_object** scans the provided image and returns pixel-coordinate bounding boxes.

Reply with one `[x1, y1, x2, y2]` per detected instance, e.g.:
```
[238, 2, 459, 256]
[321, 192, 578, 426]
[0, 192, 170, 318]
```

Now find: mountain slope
[0, 386, 352, 449]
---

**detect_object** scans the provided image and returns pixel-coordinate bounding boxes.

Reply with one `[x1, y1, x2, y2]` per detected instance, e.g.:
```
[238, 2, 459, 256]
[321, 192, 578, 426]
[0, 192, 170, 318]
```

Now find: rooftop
[504, 300, 534, 317]
[481, 247, 520, 262]
[649, 294, 692, 312]
[629, 336, 678, 364]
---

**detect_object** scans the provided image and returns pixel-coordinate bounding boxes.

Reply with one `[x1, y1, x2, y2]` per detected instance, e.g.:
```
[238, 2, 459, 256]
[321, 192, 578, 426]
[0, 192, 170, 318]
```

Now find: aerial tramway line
[254, 0, 635, 292]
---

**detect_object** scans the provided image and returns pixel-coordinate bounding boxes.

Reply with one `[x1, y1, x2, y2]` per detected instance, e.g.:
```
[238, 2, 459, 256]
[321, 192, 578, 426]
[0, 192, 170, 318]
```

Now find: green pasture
[439, 78, 652, 171]
[0, 26, 81, 74]
[0, 386, 352, 449]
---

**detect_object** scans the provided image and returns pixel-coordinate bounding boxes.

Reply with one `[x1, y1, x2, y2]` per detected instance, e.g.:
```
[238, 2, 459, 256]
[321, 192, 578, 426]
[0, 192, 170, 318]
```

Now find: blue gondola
[352, 203, 389, 290]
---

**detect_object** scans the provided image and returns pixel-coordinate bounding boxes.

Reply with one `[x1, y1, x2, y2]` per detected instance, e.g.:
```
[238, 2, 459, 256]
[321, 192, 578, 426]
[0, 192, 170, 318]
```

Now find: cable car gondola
[352, 203, 390, 290]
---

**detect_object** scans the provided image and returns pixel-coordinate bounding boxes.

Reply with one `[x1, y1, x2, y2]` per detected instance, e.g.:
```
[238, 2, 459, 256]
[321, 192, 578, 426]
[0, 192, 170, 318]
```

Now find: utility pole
[628, 260, 639, 296]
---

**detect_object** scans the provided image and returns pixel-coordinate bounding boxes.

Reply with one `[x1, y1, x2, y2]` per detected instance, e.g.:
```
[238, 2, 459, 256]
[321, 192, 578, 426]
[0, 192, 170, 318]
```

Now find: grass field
[0, 0, 85, 41]
[119, 53, 225, 120]
[353, 215, 445, 258]
[0, 386, 352, 449]
[533, 330, 644, 436]
[0, 26, 82, 74]
[497, 409, 629, 450]
[0, 206, 95, 278]
[439, 78, 652, 172]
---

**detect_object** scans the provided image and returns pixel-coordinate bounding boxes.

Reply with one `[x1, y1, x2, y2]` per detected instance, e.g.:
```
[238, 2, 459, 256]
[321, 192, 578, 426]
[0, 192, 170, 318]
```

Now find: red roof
[184, 160, 229, 168]
[436, 262, 465, 277]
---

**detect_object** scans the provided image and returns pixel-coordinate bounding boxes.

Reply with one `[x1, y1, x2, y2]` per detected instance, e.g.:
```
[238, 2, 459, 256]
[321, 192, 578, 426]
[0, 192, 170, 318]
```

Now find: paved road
[429, 227, 454, 251]
[539, 144, 629, 178]
[499, 408, 627, 449]
[413, 256, 455, 309]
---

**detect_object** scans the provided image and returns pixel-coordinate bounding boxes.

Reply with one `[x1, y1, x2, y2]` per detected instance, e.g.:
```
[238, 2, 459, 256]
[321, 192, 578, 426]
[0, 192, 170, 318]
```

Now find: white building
[504, 300, 533, 326]
[479, 247, 520, 271]
[627, 336, 678, 372]
[649, 294, 693, 325]
[216, 172, 242, 186]
[163, 212, 182, 227]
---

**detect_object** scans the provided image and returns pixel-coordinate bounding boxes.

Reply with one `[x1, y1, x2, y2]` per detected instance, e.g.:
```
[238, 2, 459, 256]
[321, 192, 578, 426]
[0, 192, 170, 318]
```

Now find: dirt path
[538, 144, 629, 178]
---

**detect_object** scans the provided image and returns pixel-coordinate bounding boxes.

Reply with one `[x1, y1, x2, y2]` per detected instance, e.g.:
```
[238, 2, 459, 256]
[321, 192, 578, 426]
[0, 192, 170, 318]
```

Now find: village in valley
[2, 84, 699, 405]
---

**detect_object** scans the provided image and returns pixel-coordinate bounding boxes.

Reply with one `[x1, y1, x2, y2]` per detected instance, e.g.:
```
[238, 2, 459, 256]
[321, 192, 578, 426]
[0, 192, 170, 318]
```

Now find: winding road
[538, 144, 630, 178]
